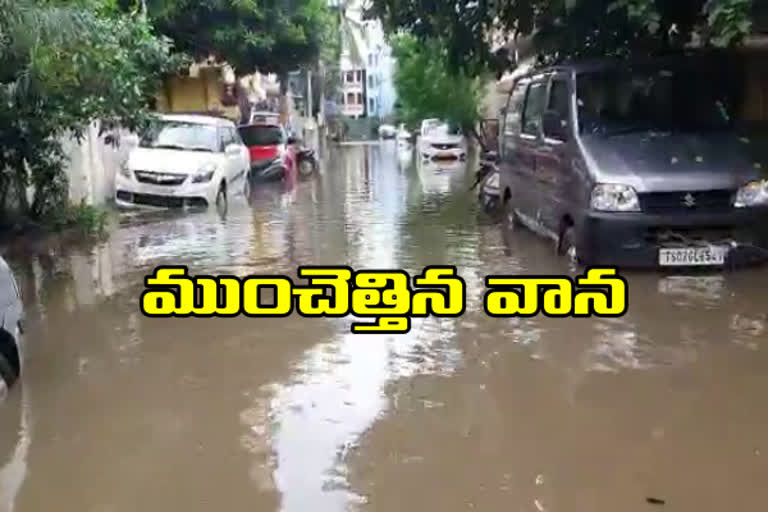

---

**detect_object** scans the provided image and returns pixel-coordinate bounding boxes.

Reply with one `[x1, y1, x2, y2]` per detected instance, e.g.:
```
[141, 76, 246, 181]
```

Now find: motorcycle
[296, 147, 318, 177]
[472, 151, 501, 212]
[249, 158, 287, 182]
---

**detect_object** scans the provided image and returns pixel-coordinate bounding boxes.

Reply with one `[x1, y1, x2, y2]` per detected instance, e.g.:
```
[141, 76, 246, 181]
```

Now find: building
[337, 0, 396, 119]
[362, 18, 397, 119]
[155, 60, 282, 123]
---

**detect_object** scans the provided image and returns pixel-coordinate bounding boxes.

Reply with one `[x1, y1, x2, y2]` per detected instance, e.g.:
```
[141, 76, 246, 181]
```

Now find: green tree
[0, 0, 181, 220]
[392, 34, 486, 142]
[369, 0, 758, 74]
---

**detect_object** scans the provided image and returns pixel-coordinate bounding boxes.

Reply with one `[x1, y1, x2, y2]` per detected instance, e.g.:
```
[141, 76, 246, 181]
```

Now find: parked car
[0, 255, 23, 397]
[419, 120, 467, 160]
[397, 123, 412, 143]
[238, 122, 297, 181]
[115, 115, 250, 210]
[250, 110, 281, 125]
[498, 54, 768, 268]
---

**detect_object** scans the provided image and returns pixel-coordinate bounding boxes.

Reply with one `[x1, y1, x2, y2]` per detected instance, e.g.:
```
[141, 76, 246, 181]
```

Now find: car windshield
[576, 66, 738, 135]
[238, 125, 283, 146]
[427, 123, 461, 137]
[139, 121, 218, 151]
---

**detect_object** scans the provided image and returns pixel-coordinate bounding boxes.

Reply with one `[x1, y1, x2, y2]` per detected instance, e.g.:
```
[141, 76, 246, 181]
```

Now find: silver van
[499, 54, 768, 268]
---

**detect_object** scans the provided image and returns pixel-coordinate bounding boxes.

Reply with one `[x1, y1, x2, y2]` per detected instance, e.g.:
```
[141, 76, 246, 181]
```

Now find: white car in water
[378, 124, 397, 139]
[418, 119, 467, 161]
[115, 115, 250, 210]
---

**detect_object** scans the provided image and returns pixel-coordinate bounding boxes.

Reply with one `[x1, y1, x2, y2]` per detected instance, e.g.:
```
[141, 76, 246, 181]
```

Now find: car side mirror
[542, 110, 569, 141]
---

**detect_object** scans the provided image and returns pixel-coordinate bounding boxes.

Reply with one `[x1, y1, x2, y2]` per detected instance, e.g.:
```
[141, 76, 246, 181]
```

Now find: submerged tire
[0, 352, 18, 391]
[501, 193, 517, 233]
[215, 182, 228, 214]
[558, 226, 579, 265]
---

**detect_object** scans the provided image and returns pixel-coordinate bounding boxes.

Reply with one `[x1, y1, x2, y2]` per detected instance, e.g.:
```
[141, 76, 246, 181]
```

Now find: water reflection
[0, 390, 29, 512]
[262, 145, 465, 511]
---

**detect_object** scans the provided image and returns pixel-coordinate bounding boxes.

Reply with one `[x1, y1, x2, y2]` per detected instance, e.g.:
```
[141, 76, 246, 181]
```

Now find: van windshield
[576, 66, 737, 135]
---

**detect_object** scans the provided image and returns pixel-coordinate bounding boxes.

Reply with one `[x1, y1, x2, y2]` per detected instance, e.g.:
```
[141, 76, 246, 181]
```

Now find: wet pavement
[2, 141, 768, 511]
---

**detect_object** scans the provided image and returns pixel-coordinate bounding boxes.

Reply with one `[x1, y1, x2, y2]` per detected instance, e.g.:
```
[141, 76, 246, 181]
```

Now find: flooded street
[2, 142, 768, 512]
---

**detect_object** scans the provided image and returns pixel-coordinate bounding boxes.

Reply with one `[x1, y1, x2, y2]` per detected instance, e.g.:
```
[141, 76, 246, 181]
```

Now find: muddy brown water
[1, 143, 768, 512]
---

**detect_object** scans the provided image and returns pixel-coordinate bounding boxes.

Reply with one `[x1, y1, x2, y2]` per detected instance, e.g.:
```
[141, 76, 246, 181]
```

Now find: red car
[238, 123, 297, 181]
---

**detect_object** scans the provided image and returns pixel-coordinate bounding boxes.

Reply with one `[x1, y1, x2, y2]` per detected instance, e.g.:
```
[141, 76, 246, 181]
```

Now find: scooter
[296, 147, 318, 177]
[250, 158, 287, 182]
[472, 151, 501, 212]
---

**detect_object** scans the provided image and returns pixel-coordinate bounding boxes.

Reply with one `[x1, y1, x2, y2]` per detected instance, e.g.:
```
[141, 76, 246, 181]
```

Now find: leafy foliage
[141, 0, 334, 76]
[391, 34, 485, 136]
[0, 0, 181, 219]
[368, 0, 759, 74]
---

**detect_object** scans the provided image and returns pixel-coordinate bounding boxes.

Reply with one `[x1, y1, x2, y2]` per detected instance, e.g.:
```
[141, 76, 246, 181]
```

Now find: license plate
[658, 246, 727, 266]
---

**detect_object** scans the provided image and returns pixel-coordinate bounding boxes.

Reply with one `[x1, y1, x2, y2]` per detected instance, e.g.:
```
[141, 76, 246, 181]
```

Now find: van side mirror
[542, 110, 569, 141]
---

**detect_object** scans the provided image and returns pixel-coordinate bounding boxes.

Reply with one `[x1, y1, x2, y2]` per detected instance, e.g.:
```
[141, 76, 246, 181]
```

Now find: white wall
[60, 121, 132, 206]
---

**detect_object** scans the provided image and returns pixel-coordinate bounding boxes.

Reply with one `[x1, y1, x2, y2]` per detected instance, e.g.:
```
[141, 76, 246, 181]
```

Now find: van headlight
[192, 163, 216, 183]
[734, 179, 768, 207]
[590, 183, 640, 212]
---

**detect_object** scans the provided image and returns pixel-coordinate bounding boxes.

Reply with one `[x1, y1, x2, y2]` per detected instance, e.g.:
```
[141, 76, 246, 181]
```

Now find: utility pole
[306, 69, 313, 119]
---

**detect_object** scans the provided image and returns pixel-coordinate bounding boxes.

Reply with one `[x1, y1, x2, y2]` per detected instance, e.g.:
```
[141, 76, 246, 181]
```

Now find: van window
[504, 79, 529, 136]
[548, 79, 570, 119]
[522, 81, 548, 136]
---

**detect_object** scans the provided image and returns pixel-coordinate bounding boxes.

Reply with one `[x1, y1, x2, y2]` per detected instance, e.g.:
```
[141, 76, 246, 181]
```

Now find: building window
[346, 71, 354, 83]
[368, 54, 374, 66]
[347, 92, 355, 105]
[357, 92, 363, 105]
[368, 75, 375, 88]
[356, 70, 362, 82]
[369, 98, 375, 112]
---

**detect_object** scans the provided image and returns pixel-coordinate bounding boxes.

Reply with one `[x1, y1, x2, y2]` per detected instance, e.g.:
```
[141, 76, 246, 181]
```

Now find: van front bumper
[577, 207, 768, 268]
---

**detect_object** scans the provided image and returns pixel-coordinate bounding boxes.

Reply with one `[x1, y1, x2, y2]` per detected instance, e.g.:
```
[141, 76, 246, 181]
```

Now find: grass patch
[43, 202, 109, 235]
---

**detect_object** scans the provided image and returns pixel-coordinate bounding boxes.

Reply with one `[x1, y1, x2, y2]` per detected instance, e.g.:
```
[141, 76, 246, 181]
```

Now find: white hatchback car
[418, 120, 467, 160]
[115, 115, 250, 209]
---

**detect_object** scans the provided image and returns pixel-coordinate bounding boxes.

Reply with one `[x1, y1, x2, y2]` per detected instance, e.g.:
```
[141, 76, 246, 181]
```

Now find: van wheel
[558, 226, 579, 264]
[215, 182, 228, 214]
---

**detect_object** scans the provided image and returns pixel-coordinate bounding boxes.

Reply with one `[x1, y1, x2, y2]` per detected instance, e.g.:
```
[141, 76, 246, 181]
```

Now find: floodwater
[2, 142, 768, 512]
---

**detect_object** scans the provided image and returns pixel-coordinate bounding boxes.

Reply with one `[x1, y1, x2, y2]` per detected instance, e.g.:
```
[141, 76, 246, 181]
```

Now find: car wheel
[243, 176, 252, 201]
[558, 226, 579, 265]
[0, 352, 18, 391]
[501, 193, 517, 233]
[215, 182, 228, 215]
